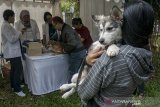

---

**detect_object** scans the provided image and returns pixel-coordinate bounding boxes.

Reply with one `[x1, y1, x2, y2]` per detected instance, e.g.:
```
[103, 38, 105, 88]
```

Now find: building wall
[80, 0, 123, 41]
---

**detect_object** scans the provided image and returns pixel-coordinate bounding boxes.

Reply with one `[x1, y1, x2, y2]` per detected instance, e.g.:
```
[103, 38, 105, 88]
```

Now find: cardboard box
[26, 42, 42, 56]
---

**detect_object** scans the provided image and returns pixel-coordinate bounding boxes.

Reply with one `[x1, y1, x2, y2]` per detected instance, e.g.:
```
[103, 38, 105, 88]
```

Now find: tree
[125, 0, 160, 19]
[60, 0, 80, 17]
[144, 0, 160, 19]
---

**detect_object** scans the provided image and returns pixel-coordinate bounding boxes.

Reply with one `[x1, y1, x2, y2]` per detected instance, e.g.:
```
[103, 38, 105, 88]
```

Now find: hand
[47, 40, 54, 45]
[78, 34, 85, 42]
[78, 34, 81, 38]
[47, 40, 51, 45]
[48, 41, 63, 53]
[52, 44, 63, 53]
[86, 47, 104, 66]
[43, 35, 46, 45]
[21, 28, 26, 34]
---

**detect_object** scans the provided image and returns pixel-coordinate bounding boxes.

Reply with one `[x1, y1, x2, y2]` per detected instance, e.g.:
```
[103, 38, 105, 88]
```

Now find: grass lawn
[0, 50, 160, 107]
[0, 78, 80, 107]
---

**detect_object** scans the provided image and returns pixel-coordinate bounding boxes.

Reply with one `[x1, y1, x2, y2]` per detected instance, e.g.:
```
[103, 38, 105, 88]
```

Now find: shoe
[15, 91, 26, 97]
[139, 93, 144, 100]
[21, 85, 25, 88]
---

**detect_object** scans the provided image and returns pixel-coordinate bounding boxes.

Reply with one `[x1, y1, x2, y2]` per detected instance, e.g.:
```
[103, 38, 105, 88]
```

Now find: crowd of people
[1, 0, 155, 107]
[1, 9, 93, 97]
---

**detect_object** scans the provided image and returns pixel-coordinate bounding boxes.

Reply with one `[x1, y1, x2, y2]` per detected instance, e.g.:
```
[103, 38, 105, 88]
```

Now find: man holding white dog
[78, 0, 154, 107]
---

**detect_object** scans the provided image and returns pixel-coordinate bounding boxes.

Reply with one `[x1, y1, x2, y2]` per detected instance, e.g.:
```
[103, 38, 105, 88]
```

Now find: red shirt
[75, 26, 93, 49]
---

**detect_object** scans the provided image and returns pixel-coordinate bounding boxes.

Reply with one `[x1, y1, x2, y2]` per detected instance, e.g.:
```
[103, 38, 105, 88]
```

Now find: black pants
[133, 83, 144, 95]
[137, 83, 144, 94]
[7, 57, 23, 92]
[82, 99, 99, 107]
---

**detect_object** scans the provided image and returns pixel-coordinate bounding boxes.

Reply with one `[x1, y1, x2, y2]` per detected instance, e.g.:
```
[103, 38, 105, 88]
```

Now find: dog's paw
[61, 88, 76, 99]
[62, 93, 70, 99]
[59, 84, 70, 91]
[106, 44, 120, 56]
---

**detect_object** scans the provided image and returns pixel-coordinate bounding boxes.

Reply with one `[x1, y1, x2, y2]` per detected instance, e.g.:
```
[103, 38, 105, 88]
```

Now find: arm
[34, 21, 40, 40]
[42, 24, 46, 36]
[2, 25, 21, 43]
[60, 32, 77, 53]
[14, 21, 26, 39]
[14, 22, 19, 31]
[77, 34, 85, 42]
[80, 27, 90, 42]
[86, 47, 104, 66]
[78, 56, 116, 104]
[81, 38, 85, 42]
[42, 24, 47, 45]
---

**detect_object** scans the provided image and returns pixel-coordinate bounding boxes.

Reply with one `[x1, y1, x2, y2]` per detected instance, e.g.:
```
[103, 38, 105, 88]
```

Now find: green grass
[0, 78, 80, 107]
[139, 51, 160, 107]
[0, 51, 160, 107]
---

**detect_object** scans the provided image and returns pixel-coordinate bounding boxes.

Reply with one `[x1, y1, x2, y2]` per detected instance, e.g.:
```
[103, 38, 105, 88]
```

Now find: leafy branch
[60, 0, 80, 16]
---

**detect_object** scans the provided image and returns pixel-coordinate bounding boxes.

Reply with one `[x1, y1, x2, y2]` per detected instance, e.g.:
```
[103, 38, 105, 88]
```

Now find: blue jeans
[68, 49, 86, 83]
[8, 57, 23, 92]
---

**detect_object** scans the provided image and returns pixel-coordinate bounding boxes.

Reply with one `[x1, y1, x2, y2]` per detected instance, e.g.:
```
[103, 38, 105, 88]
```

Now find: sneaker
[21, 85, 25, 88]
[15, 91, 26, 97]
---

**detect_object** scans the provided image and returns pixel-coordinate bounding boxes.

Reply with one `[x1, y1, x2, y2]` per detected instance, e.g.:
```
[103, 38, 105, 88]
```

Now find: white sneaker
[15, 91, 26, 97]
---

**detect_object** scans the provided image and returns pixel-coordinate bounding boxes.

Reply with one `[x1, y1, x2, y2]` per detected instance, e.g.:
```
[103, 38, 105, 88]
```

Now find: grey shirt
[60, 23, 84, 53]
[78, 45, 153, 107]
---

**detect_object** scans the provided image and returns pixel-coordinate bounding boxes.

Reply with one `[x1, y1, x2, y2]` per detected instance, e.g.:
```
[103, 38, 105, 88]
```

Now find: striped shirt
[78, 45, 153, 107]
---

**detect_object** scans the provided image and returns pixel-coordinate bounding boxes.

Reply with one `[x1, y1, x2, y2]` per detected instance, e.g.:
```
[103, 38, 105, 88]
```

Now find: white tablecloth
[24, 53, 69, 95]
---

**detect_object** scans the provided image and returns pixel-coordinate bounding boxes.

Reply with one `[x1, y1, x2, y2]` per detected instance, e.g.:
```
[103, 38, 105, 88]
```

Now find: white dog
[59, 6, 123, 99]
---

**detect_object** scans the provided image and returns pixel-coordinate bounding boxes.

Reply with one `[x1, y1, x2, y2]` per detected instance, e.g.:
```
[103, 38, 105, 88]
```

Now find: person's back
[78, 0, 154, 107]
[52, 16, 86, 83]
[72, 18, 93, 49]
[78, 44, 153, 106]
[60, 23, 84, 53]
[75, 25, 93, 49]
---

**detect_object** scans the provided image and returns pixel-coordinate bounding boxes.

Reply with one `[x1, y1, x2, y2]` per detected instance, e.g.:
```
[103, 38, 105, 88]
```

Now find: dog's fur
[59, 6, 123, 99]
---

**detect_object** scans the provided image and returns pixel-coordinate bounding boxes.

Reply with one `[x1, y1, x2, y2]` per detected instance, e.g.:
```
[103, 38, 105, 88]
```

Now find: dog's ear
[91, 15, 106, 27]
[110, 6, 123, 21]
